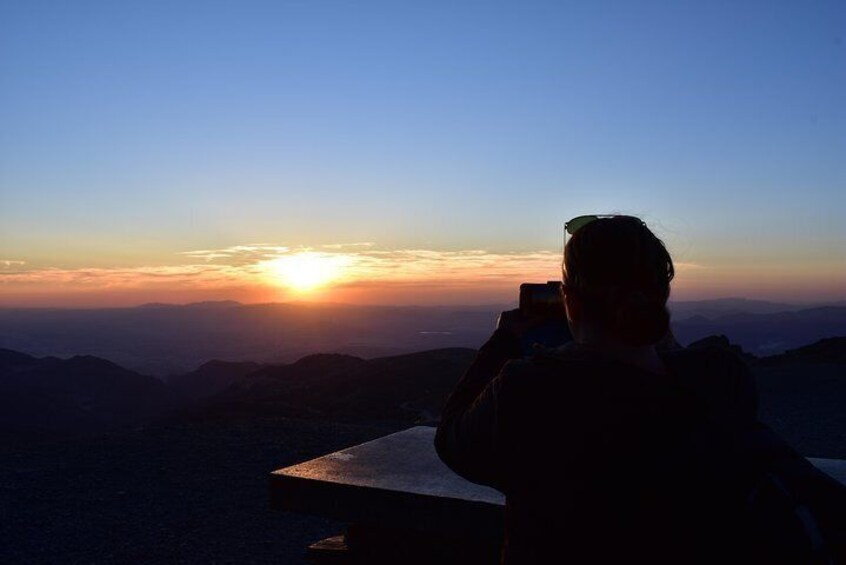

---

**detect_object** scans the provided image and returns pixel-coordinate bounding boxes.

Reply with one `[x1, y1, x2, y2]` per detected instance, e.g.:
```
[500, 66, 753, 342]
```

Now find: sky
[1, 0, 844, 307]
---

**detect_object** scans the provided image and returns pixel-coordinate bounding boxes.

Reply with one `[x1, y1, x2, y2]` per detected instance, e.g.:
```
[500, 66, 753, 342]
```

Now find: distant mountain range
[2, 335, 845, 455]
[197, 336, 846, 430]
[168, 359, 262, 403]
[667, 298, 812, 319]
[197, 348, 477, 423]
[0, 349, 174, 438]
[672, 306, 846, 356]
[1, 299, 844, 375]
[0, 301, 496, 375]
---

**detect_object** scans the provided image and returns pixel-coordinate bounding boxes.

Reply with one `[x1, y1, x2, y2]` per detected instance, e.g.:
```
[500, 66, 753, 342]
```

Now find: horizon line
[1, 296, 845, 311]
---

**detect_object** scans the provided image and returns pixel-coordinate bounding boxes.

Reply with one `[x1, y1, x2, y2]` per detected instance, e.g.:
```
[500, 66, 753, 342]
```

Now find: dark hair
[563, 215, 674, 346]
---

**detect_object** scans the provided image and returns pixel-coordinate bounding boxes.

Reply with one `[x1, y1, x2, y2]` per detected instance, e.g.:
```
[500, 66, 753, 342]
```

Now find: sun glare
[262, 252, 351, 293]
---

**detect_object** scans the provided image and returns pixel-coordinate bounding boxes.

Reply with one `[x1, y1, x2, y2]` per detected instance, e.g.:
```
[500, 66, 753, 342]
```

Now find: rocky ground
[1, 417, 401, 564]
[2, 359, 843, 564]
[756, 363, 846, 459]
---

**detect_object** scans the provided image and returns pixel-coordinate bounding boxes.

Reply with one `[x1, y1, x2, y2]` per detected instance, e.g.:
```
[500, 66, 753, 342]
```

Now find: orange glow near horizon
[1, 243, 844, 308]
[260, 252, 353, 294]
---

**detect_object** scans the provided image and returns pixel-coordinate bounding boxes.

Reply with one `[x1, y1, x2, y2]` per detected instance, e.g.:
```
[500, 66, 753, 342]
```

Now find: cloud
[7, 243, 844, 307]
[0, 244, 566, 292]
[0, 264, 248, 289]
[320, 242, 375, 250]
[674, 261, 709, 270]
[0, 243, 713, 299]
[179, 244, 291, 264]
[178, 243, 567, 285]
[342, 249, 562, 283]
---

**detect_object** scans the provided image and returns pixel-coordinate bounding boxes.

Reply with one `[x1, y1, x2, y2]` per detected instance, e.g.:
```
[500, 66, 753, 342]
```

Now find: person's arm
[434, 326, 522, 490]
[723, 348, 758, 428]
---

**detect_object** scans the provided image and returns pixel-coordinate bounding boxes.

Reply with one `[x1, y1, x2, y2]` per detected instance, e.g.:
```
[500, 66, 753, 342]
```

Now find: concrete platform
[808, 457, 846, 485]
[270, 426, 503, 539]
[270, 426, 846, 538]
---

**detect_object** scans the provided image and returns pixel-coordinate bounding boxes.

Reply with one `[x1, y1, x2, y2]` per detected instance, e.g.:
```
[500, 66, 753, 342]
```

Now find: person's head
[562, 215, 674, 347]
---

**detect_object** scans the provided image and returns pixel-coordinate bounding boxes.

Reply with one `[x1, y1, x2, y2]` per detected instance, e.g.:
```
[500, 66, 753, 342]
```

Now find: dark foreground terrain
[3, 373, 844, 564]
[2, 337, 845, 563]
[1, 417, 401, 564]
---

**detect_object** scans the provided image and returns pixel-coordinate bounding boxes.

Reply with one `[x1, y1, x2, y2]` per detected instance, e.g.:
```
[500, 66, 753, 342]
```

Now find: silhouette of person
[435, 215, 845, 564]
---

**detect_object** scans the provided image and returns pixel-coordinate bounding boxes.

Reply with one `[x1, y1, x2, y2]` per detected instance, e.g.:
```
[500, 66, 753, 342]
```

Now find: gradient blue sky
[1, 1, 844, 305]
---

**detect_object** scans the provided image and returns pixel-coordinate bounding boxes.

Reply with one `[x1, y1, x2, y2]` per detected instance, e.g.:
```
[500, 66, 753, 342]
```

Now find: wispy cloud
[320, 242, 375, 250]
[179, 244, 291, 264]
[0, 264, 248, 288]
[177, 244, 567, 284]
[674, 261, 708, 270]
[0, 244, 711, 299]
[0, 244, 562, 290]
[341, 249, 562, 283]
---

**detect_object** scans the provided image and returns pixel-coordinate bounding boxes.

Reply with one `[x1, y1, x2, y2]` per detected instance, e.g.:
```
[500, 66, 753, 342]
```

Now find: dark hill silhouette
[167, 359, 262, 403]
[685, 334, 757, 363]
[673, 306, 846, 356]
[753, 338, 846, 457]
[2, 300, 844, 375]
[1, 333, 843, 450]
[189, 337, 845, 456]
[668, 298, 804, 319]
[758, 337, 846, 366]
[0, 301, 497, 375]
[137, 300, 242, 310]
[0, 347, 40, 369]
[0, 348, 176, 438]
[201, 348, 477, 423]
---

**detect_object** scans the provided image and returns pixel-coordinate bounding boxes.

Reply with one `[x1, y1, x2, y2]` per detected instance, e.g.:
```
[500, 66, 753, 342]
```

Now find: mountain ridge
[0, 348, 176, 438]
[2, 332, 843, 438]
[3, 300, 845, 376]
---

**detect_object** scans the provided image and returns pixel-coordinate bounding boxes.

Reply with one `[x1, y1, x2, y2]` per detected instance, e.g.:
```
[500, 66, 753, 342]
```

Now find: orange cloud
[1, 243, 841, 307]
[0, 244, 566, 306]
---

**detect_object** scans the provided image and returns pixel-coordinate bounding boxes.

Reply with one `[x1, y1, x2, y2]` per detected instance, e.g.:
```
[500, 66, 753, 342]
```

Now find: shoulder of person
[494, 342, 598, 393]
[663, 344, 758, 425]
[490, 345, 595, 428]
[662, 343, 751, 378]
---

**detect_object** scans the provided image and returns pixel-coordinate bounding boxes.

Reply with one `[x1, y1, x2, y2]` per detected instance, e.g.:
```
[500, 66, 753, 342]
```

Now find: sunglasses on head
[564, 214, 646, 239]
[565, 215, 606, 235]
[563, 215, 615, 249]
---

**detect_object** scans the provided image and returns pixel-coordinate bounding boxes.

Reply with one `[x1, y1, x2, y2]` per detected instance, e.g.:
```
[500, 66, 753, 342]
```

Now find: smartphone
[517, 281, 571, 356]
[519, 281, 565, 319]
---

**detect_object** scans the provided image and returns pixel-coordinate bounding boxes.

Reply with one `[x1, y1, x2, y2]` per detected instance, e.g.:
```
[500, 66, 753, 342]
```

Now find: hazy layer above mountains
[0, 299, 844, 376]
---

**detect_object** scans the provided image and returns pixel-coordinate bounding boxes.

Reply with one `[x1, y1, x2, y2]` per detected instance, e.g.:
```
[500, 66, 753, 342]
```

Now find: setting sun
[261, 252, 352, 293]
